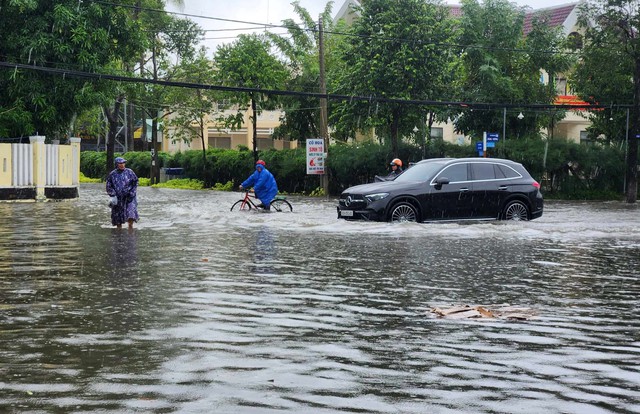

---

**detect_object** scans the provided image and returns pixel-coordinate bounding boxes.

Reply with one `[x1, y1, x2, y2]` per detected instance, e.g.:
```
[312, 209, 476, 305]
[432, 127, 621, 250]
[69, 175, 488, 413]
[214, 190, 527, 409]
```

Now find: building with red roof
[333, 0, 591, 144]
[523, 2, 580, 36]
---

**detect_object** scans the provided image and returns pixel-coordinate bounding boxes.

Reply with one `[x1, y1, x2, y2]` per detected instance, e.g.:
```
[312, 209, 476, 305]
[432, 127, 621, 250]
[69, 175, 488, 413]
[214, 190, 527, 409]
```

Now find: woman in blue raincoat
[106, 157, 139, 229]
[239, 160, 278, 210]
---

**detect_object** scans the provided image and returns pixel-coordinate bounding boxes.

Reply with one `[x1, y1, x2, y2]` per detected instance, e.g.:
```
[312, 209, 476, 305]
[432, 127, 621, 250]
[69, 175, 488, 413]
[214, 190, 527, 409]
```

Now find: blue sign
[486, 141, 496, 148]
[486, 132, 499, 142]
[476, 141, 484, 151]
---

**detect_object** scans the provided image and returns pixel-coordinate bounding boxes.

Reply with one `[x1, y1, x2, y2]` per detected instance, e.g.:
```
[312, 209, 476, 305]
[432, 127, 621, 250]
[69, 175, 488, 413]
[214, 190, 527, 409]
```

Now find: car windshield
[394, 160, 448, 183]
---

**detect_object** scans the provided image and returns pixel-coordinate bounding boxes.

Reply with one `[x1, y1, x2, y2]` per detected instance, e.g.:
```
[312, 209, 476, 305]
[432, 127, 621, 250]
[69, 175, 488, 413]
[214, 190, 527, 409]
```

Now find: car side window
[437, 163, 468, 183]
[494, 164, 507, 179]
[496, 164, 521, 179]
[471, 163, 495, 181]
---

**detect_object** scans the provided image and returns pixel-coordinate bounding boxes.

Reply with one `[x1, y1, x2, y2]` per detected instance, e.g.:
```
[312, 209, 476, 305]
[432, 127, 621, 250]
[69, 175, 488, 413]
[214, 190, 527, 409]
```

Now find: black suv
[337, 158, 543, 223]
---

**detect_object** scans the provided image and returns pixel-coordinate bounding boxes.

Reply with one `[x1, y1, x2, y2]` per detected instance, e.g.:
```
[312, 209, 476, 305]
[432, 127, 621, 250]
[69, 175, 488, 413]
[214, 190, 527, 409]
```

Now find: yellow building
[163, 106, 297, 154]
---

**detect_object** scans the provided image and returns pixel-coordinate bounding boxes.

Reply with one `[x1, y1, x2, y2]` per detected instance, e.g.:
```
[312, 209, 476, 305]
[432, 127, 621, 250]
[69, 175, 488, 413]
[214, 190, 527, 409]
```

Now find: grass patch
[307, 186, 326, 197]
[80, 172, 102, 183]
[151, 178, 204, 190]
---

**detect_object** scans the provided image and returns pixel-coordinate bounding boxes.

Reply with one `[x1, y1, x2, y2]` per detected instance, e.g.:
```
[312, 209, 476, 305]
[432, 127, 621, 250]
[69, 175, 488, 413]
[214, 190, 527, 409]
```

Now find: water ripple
[1, 185, 639, 413]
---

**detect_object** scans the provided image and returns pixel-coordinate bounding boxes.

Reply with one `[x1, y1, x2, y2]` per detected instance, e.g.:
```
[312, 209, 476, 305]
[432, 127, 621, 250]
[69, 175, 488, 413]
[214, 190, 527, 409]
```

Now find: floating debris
[430, 304, 537, 321]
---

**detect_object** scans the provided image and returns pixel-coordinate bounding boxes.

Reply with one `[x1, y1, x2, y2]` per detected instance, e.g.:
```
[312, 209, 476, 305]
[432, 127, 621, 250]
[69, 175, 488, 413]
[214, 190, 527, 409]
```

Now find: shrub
[80, 151, 107, 178]
[79, 137, 627, 199]
[152, 178, 204, 190]
[212, 181, 234, 191]
[80, 151, 168, 180]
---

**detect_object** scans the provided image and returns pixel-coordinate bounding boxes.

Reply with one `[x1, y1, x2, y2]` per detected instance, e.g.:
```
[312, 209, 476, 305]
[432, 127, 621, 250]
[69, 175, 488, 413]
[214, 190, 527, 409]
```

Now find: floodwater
[1, 184, 639, 414]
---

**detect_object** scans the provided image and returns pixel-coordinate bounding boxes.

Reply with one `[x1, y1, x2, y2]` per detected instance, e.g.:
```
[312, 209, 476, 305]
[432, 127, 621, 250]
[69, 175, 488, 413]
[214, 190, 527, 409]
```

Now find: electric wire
[0, 60, 630, 110]
[88, 0, 582, 56]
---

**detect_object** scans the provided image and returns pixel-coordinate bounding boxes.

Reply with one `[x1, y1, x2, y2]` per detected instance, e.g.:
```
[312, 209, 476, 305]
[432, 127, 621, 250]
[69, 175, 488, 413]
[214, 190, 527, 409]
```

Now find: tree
[572, 0, 639, 203]
[213, 34, 289, 161]
[165, 48, 220, 185]
[330, 0, 458, 157]
[0, 0, 144, 138]
[133, 6, 202, 183]
[267, 1, 336, 143]
[455, 0, 571, 141]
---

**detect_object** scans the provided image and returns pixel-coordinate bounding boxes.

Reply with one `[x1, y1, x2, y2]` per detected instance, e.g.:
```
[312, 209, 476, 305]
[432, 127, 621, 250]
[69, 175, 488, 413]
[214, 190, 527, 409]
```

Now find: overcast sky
[168, 0, 578, 55]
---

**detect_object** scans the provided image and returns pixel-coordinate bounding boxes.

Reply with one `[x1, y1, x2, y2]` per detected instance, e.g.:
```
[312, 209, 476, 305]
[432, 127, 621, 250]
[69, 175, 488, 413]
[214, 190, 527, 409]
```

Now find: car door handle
[498, 186, 508, 190]
[459, 188, 469, 192]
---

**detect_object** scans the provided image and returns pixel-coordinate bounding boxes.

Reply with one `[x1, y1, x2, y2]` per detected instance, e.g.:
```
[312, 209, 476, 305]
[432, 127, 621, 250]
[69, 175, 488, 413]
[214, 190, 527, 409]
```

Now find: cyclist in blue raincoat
[239, 160, 278, 210]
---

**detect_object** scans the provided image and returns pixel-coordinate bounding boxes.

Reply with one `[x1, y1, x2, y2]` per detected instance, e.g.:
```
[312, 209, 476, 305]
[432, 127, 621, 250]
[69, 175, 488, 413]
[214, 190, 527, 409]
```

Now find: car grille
[339, 194, 367, 208]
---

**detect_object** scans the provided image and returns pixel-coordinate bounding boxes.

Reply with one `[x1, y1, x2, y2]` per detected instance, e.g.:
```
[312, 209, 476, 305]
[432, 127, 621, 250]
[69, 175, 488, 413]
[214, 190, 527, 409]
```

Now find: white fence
[0, 136, 81, 201]
[11, 143, 33, 186]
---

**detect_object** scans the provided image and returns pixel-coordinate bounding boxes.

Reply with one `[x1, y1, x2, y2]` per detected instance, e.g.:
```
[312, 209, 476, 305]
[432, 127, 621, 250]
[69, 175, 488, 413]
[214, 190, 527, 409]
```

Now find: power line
[89, 0, 581, 56]
[90, 0, 284, 30]
[0, 60, 631, 110]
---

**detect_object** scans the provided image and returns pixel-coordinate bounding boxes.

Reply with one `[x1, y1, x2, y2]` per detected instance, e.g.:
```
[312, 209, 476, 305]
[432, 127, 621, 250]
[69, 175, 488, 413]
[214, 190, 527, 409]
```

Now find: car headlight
[364, 192, 389, 202]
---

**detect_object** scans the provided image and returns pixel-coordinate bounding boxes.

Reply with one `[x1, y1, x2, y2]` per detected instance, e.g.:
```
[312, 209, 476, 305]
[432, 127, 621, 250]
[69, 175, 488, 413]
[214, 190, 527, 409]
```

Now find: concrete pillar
[0, 143, 11, 187]
[69, 137, 81, 186]
[29, 135, 46, 201]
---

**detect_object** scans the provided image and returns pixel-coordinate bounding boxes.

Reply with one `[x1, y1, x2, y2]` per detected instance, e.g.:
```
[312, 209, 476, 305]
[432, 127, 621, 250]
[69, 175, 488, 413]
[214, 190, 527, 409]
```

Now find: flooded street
[1, 183, 639, 413]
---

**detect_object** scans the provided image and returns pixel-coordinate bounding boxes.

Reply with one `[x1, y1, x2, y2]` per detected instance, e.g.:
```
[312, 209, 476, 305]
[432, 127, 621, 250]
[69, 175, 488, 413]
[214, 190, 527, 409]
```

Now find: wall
[0, 137, 81, 202]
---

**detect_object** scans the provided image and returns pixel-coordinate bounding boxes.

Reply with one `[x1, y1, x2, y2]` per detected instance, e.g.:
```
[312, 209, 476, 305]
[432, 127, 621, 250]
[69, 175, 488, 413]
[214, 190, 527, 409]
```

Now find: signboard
[554, 95, 591, 111]
[306, 139, 325, 175]
[481, 132, 499, 156]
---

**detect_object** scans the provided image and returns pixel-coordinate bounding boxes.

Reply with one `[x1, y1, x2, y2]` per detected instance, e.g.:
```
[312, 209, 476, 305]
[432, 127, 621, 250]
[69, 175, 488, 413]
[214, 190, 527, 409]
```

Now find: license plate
[340, 210, 354, 217]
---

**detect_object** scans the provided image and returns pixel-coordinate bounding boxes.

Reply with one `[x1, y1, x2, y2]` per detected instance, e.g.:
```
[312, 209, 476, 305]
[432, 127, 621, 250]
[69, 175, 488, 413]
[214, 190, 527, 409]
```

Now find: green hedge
[80, 151, 169, 180]
[80, 138, 629, 199]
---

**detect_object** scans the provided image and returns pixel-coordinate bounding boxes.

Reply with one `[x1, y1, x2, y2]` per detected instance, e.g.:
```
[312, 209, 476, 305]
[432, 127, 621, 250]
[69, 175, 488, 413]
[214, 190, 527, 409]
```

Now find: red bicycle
[230, 190, 293, 212]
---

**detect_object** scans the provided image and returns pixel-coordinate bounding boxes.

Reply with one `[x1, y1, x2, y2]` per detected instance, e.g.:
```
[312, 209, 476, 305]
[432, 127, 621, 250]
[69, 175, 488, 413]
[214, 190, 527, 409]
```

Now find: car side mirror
[434, 176, 449, 190]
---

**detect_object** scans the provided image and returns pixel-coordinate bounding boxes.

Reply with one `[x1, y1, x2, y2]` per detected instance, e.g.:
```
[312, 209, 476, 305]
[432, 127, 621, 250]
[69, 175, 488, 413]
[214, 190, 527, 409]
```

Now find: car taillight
[532, 181, 540, 189]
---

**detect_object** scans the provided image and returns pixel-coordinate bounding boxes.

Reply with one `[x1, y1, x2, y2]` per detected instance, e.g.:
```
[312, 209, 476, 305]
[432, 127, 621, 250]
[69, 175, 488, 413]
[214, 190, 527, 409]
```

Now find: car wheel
[389, 202, 418, 222]
[502, 200, 529, 221]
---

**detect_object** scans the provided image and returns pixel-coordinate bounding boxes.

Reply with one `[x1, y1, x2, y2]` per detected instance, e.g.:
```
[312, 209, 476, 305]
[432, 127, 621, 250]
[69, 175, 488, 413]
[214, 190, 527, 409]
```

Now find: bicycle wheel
[270, 199, 293, 212]
[231, 200, 253, 211]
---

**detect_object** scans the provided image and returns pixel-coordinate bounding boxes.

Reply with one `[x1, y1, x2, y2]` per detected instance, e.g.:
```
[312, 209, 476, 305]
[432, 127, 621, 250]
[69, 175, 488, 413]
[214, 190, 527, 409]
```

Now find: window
[496, 164, 520, 179]
[568, 32, 583, 50]
[437, 163, 468, 182]
[430, 127, 444, 141]
[580, 130, 590, 144]
[208, 136, 231, 149]
[257, 138, 274, 150]
[471, 163, 495, 181]
[494, 164, 507, 179]
[555, 77, 568, 95]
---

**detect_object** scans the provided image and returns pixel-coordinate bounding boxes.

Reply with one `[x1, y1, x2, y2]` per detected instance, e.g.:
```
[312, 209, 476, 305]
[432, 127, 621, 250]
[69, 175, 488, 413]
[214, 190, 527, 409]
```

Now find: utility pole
[502, 107, 506, 157]
[318, 16, 329, 197]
